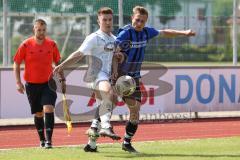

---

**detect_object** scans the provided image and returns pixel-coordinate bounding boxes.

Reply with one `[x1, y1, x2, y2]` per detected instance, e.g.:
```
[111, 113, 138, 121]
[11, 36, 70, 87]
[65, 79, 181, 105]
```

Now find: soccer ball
[115, 75, 136, 96]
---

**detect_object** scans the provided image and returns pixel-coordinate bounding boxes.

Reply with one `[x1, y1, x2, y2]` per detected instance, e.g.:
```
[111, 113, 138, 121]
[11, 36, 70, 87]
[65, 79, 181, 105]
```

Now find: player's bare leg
[122, 98, 140, 153]
[97, 81, 121, 140]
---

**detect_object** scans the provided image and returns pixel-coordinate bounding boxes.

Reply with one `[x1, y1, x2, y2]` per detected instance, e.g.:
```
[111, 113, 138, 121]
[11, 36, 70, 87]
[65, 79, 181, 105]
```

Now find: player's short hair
[97, 7, 113, 16]
[132, 6, 148, 17]
[34, 19, 47, 26]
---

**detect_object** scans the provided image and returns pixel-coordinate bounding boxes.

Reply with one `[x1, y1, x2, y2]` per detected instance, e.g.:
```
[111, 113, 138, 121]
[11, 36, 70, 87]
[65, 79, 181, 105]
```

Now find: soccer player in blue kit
[115, 6, 195, 153]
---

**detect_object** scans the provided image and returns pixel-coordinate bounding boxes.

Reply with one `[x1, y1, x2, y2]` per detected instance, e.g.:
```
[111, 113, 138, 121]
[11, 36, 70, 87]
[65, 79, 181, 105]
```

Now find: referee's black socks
[45, 112, 55, 142]
[124, 121, 138, 144]
[34, 116, 45, 141]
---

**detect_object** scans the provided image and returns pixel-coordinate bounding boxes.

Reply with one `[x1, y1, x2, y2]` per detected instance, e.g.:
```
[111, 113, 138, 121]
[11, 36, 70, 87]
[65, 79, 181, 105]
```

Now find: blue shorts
[25, 79, 57, 114]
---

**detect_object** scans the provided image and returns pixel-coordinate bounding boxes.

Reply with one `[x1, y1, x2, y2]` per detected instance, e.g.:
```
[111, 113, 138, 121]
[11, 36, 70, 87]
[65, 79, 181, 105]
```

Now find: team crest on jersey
[104, 42, 115, 52]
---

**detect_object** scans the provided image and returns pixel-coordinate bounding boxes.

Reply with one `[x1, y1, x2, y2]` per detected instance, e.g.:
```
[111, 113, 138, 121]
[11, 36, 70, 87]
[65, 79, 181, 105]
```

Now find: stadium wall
[0, 66, 240, 119]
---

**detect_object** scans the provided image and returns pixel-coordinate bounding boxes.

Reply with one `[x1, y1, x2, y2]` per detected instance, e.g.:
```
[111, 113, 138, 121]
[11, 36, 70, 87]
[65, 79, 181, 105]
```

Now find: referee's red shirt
[14, 37, 61, 83]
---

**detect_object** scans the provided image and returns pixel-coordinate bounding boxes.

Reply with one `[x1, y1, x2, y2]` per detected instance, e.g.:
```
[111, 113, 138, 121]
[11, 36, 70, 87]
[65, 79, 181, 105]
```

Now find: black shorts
[122, 78, 141, 103]
[25, 79, 57, 114]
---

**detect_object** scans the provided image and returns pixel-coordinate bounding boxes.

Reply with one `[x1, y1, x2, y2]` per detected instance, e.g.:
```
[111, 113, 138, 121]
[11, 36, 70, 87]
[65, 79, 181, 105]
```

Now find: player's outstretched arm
[53, 50, 84, 75]
[159, 29, 196, 38]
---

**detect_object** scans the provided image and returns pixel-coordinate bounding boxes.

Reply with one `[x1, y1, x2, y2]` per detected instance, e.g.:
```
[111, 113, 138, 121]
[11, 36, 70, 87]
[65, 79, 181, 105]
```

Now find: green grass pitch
[1, 137, 240, 160]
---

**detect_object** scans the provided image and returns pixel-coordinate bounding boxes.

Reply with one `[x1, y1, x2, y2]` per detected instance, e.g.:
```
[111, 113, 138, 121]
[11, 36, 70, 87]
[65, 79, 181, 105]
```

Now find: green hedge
[145, 42, 228, 62]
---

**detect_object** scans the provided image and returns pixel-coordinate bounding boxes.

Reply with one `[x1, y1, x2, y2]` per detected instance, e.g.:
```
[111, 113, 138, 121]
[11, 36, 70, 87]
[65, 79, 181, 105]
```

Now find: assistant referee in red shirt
[13, 19, 63, 149]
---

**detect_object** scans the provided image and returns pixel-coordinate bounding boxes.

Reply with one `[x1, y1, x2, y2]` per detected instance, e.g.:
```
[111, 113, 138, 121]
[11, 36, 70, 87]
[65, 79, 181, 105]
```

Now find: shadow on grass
[103, 153, 240, 159]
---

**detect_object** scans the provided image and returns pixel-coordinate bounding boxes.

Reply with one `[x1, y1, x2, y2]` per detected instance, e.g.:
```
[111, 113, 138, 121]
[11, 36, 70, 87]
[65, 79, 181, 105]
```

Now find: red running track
[1, 118, 240, 149]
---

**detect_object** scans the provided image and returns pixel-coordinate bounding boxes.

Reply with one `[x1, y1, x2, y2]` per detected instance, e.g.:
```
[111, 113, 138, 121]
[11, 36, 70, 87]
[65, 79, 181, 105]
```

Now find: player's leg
[43, 105, 55, 149]
[84, 120, 99, 153]
[34, 112, 45, 147]
[84, 88, 101, 152]
[84, 96, 100, 152]
[86, 119, 101, 139]
[86, 97, 101, 138]
[25, 82, 46, 148]
[97, 80, 121, 140]
[122, 79, 141, 153]
[122, 98, 140, 153]
[42, 79, 57, 149]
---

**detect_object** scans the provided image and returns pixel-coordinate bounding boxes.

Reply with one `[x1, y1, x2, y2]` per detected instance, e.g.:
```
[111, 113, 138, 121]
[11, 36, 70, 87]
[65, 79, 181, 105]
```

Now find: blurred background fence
[0, 0, 239, 65]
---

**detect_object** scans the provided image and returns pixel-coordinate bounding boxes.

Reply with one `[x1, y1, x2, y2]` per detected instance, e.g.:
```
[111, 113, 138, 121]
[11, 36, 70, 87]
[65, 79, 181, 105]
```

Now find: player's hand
[53, 65, 63, 75]
[184, 29, 196, 36]
[16, 81, 25, 94]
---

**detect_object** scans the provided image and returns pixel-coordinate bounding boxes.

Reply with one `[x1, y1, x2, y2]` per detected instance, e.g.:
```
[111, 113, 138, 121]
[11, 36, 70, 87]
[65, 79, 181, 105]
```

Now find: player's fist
[53, 65, 63, 75]
[185, 29, 196, 36]
[16, 81, 25, 94]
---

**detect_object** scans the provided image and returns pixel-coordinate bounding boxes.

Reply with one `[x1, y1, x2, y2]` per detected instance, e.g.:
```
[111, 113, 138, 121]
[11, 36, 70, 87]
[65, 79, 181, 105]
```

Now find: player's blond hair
[132, 6, 148, 17]
[98, 7, 113, 16]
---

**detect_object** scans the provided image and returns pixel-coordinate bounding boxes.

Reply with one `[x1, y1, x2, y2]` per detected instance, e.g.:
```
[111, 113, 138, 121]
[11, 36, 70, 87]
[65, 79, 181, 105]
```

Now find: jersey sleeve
[146, 27, 160, 39]
[115, 29, 131, 50]
[52, 42, 61, 64]
[116, 29, 129, 43]
[78, 35, 97, 55]
[13, 43, 26, 64]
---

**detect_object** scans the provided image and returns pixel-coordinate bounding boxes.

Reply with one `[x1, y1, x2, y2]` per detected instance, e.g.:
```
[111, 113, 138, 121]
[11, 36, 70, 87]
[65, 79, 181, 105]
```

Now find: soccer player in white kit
[53, 7, 122, 152]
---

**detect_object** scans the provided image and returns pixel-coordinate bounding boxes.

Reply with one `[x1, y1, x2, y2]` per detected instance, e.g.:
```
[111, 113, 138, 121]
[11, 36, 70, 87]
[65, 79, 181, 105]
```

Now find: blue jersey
[116, 24, 159, 78]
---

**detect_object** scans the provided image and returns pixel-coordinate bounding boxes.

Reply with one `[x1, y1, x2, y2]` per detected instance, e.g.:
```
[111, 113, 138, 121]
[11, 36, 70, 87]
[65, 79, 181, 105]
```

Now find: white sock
[88, 138, 96, 149]
[100, 112, 112, 129]
[90, 98, 101, 129]
[91, 119, 99, 128]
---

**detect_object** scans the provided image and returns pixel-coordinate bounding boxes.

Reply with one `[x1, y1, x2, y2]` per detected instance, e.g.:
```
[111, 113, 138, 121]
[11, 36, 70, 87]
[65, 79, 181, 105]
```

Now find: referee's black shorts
[25, 79, 57, 114]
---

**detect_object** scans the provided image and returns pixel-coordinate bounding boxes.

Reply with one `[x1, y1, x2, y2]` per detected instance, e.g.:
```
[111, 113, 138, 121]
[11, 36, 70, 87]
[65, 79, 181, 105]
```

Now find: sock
[99, 99, 114, 129]
[45, 112, 54, 142]
[100, 112, 112, 129]
[91, 99, 102, 130]
[34, 116, 45, 141]
[97, 117, 101, 122]
[91, 119, 100, 129]
[88, 138, 97, 149]
[94, 103, 100, 120]
[123, 121, 138, 144]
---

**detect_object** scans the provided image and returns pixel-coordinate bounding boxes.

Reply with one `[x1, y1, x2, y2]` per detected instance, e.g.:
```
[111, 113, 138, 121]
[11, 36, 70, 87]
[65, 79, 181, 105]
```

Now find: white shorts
[86, 71, 110, 90]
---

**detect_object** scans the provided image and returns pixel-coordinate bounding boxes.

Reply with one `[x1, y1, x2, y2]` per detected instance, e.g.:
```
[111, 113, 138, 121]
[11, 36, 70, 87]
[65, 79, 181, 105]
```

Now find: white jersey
[78, 29, 116, 87]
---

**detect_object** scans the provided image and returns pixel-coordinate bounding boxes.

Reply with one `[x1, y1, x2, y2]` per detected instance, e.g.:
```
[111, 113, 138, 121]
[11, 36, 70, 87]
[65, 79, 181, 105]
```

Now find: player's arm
[53, 50, 84, 94]
[112, 52, 122, 79]
[53, 43, 66, 80]
[111, 54, 118, 81]
[159, 29, 195, 37]
[13, 62, 25, 94]
[53, 50, 84, 75]
[54, 35, 94, 75]
[54, 61, 65, 80]
[54, 61, 66, 93]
